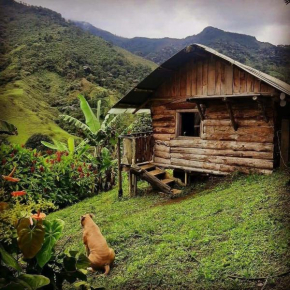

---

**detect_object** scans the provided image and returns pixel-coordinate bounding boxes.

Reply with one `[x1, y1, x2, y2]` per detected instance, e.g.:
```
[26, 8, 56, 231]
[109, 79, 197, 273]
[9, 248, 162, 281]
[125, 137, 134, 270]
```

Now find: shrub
[25, 133, 53, 151]
[0, 143, 96, 208]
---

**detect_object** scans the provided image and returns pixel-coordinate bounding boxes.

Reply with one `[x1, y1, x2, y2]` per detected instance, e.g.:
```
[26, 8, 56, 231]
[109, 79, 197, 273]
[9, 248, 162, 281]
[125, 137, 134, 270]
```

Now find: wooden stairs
[131, 163, 181, 195]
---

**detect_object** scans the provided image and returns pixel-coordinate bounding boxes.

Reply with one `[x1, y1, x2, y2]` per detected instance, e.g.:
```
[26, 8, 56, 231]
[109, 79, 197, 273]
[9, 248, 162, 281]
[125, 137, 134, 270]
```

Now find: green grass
[49, 171, 290, 289]
[0, 79, 72, 144]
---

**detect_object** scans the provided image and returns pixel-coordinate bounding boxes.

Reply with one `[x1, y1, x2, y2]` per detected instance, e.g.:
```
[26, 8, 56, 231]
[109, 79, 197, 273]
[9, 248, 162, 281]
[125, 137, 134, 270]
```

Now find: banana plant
[41, 137, 89, 156]
[60, 94, 120, 150]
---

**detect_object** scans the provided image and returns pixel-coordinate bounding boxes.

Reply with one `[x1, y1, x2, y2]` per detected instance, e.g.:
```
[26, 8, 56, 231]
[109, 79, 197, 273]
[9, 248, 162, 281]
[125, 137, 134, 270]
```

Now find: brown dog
[81, 214, 115, 275]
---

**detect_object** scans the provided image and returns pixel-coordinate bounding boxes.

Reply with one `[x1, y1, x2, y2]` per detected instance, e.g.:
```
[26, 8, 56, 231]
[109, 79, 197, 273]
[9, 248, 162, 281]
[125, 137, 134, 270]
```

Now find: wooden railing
[118, 132, 154, 165]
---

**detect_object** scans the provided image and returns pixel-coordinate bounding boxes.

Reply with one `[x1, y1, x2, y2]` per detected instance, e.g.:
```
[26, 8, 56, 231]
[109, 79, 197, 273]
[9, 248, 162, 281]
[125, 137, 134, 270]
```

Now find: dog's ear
[81, 216, 85, 222]
[89, 213, 95, 218]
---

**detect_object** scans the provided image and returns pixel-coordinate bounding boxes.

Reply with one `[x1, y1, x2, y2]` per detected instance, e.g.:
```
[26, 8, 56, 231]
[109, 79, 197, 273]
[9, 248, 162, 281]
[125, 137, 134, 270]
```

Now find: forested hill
[75, 22, 290, 83]
[0, 0, 156, 144]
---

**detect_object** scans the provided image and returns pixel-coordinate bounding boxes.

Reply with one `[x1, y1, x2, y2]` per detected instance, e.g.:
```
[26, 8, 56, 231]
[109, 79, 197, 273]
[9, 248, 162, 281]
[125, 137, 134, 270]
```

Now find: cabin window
[176, 111, 201, 137]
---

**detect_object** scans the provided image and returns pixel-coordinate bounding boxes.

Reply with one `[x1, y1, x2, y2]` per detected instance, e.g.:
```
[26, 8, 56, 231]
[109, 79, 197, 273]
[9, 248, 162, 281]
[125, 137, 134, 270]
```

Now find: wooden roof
[110, 44, 290, 112]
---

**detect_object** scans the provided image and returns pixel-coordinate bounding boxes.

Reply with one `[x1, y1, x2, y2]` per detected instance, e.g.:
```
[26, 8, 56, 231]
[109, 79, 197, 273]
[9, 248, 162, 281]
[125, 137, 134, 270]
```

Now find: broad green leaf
[17, 218, 45, 259]
[41, 141, 58, 150]
[60, 115, 91, 135]
[76, 254, 90, 270]
[0, 244, 21, 271]
[1, 281, 25, 290]
[18, 274, 50, 290]
[53, 139, 67, 152]
[36, 219, 65, 268]
[78, 95, 100, 133]
[68, 137, 75, 154]
[96, 100, 101, 123]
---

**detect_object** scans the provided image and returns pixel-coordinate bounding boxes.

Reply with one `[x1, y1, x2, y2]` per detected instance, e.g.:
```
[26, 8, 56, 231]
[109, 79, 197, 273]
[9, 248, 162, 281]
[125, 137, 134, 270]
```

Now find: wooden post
[280, 119, 289, 169]
[224, 98, 238, 131]
[117, 137, 123, 198]
[184, 171, 188, 186]
[128, 171, 132, 196]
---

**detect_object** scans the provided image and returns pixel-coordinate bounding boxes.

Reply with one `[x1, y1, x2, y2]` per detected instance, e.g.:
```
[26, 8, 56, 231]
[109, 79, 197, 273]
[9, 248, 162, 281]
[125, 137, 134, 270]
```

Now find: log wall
[151, 55, 276, 175]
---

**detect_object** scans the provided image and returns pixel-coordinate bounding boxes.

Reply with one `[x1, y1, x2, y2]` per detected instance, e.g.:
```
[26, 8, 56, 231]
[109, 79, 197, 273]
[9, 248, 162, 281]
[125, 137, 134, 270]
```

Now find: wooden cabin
[110, 44, 290, 195]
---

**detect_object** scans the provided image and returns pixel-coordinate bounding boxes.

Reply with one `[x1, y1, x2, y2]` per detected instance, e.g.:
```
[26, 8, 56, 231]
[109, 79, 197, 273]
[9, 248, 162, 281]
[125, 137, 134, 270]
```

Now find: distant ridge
[74, 21, 290, 83]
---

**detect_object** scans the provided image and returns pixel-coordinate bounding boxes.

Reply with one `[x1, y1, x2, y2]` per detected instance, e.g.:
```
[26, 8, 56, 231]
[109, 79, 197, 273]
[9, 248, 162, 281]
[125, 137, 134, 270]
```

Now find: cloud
[23, 0, 290, 44]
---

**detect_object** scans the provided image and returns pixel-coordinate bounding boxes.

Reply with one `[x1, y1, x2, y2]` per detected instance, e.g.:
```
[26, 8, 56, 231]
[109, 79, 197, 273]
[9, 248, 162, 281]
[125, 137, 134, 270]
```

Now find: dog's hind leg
[104, 264, 110, 275]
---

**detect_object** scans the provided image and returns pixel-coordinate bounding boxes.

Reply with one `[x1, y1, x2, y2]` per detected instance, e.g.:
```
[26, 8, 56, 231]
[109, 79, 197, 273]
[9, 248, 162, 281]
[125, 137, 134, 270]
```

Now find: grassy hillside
[76, 22, 290, 83]
[49, 171, 290, 289]
[0, 0, 155, 143]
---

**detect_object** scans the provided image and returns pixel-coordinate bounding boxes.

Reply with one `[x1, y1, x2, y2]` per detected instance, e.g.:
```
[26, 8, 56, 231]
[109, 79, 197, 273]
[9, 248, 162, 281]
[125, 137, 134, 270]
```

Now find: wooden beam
[223, 98, 238, 131]
[280, 119, 289, 169]
[117, 137, 123, 198]
[132, 98, 151, 114]
[196, 101, 205, 121]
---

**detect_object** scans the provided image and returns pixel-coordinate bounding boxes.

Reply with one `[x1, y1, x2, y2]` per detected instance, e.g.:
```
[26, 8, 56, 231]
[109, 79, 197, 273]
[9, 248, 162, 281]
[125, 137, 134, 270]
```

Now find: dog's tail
[104, 264, 110, 275]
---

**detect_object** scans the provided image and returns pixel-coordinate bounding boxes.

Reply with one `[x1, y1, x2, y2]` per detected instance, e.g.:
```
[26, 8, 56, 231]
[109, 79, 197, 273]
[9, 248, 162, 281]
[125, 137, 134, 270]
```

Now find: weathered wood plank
[186, 62, 192, 96]
[215, 60, 221, 95]
[280, 119, 290, 168]
[240, 71, 247, 93]
[202, 133, 273, 143]
[254, 78, 261, 93]
[225, 64, 233, 94]
[180, 66, 187, 96]
[204, 125, 274, 136]
[203, 119, 274, 127]
[220, 62, 226, 94]
[170, 153, 273, 169]
[191, 61, 197, 95]
[233, 66, 240, 93]
[246, 74, 254, 93]
[171, 147, 273, 160]
[170, 158, 272, 174]
[152, 121, 175, 128]
[169, 139, 274, 152]
[197, 61, 203, 95]
[153, 127, 175, 134]
[152, 114, 175, 121]
[153, 134, 173, 141]
[155, 144, 170, 153]
[155, 150, 170, 159]
[154, 156, 171, 164]
[208, 57, 216, 95]
[202, 59, 208, 95]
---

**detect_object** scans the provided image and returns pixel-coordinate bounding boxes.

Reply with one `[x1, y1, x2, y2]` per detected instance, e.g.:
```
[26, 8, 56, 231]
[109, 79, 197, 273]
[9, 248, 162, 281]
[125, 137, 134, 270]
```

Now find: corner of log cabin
[150, 54, 277, 175]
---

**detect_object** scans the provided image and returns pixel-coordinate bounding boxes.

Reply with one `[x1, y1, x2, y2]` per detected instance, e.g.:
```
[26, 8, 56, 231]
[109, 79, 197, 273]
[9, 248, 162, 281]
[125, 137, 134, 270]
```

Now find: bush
[25, 133, 53, 151]
[0, 143, 96, 208]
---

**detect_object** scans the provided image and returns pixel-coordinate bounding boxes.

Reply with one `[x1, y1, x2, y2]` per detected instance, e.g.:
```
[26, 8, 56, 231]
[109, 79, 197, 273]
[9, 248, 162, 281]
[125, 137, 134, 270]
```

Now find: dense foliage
[0, 144, 97, 208]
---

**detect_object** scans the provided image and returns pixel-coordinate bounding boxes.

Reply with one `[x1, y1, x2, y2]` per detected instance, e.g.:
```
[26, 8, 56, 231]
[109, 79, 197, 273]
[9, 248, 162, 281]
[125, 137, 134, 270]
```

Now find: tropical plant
[0, 143, 96, 208]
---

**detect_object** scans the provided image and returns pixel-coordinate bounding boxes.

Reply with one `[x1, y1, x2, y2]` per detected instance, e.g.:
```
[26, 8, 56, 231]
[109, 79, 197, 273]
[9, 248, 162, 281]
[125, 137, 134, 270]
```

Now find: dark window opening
[178, 112, 201, 137]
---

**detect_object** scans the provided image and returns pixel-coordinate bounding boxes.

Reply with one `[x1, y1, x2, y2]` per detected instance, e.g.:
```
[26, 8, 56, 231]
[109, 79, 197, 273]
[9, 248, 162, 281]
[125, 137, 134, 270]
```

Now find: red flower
[2, 176, 20, 182]
[31, 167, 35, 173]
[31, 210, 46, 220]
[2, 159, 6, 165]
[10, 153, 15, 158]
[80, 173, 84, 178]
[86, 173, 90, 177]
[77, 166, 83, 173]
[71, 164, 75, 169]
[21, 144, 24, 148]
[39, 166, 44, 172]
[11, 191, 26, 197]
[56, 156, 61, 162]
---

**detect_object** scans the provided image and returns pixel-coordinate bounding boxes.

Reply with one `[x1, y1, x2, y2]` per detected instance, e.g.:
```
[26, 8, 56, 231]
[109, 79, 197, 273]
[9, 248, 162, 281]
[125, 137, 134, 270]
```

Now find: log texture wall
[151, 55, 276, 174]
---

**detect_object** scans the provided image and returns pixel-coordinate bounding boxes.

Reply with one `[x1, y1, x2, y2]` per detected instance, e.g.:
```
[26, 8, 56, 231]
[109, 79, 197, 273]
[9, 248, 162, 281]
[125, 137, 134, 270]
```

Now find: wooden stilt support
[133, 174, 137, 196]
[184, 171, 188, 186]
[223, 98, 238, 131]
[280, 119, 289, 169]
[128, 171, 132, 196]
[117, 137, 123, 198]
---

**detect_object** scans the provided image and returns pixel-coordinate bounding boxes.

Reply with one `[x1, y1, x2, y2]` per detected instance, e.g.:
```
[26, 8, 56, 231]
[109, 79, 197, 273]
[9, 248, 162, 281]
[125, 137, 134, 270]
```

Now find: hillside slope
[0, 0, 156, 143]
[49, 171, 290, 289]
[75, 22, 290, 83]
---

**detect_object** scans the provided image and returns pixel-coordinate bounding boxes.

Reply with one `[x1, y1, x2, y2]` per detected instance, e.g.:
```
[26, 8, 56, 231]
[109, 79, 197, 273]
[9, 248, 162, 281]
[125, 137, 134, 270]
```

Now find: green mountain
[75, 22, 290, 83]
[0, 0, 156, 144]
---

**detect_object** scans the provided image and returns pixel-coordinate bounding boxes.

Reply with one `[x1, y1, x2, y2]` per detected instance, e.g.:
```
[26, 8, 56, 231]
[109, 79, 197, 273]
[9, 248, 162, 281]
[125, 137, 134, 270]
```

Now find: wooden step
[171, 189, 182, 195]
[161, 178, 174, 185]
[140, 164, 156, 171]
[149, 169, 165, 177]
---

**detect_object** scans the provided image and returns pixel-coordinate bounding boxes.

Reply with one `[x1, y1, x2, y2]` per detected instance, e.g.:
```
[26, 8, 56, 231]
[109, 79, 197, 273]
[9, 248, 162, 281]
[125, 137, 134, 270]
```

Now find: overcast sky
[23, 0, 290, 45]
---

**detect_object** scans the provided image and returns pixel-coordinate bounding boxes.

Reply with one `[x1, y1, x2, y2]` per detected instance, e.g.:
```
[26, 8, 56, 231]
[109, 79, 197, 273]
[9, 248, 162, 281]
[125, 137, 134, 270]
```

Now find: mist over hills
[75, 21, 290, 83]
